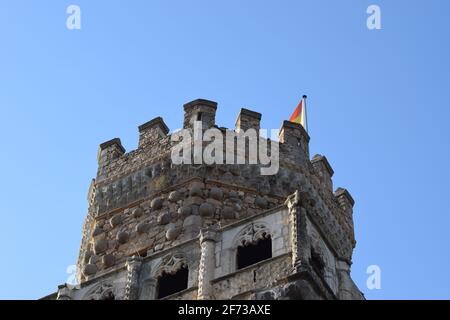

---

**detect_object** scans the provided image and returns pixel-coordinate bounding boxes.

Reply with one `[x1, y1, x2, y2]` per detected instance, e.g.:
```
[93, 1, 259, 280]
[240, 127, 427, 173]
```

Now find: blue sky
[0, 0, 449, 300]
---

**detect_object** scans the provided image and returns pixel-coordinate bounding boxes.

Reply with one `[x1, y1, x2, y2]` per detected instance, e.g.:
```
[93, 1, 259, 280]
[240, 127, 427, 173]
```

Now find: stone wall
[212, 254, 292, 300]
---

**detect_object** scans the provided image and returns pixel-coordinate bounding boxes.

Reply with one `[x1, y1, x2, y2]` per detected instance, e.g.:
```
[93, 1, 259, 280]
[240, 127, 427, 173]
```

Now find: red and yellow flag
[289, 95, 308, 131]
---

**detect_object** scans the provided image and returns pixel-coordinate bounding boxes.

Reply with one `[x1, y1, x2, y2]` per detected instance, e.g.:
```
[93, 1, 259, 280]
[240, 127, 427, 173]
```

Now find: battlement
[235, 108, 262, 133]
[95, 100, 314, 184]
[183, 99, 218, 130]
[138, 117, 170, 148]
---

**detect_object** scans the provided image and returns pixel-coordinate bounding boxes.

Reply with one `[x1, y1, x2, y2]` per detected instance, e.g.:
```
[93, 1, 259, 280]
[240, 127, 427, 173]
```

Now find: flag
[289, 95, 308, 131]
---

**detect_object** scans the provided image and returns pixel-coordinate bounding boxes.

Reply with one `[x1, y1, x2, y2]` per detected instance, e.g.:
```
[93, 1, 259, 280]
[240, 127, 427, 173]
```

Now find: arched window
[234, 223, 273, 270]
[237, 235, 272, 269]
[157, 265, 189, 299]
[154, 253, 189, 299]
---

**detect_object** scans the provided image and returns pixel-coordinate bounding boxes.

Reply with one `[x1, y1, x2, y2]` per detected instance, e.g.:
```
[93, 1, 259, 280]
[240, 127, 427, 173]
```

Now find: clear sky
[0, 0, 449, 300]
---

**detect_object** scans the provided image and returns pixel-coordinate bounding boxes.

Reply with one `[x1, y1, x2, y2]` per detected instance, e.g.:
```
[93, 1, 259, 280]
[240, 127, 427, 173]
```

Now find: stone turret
[49, 98, 363, 301]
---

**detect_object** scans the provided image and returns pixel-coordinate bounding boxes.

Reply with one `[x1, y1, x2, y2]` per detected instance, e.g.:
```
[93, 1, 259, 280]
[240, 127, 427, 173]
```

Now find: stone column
[124, 256, 143, 300]
[286, 190, 311, 269]
[197, 228, 218, 300]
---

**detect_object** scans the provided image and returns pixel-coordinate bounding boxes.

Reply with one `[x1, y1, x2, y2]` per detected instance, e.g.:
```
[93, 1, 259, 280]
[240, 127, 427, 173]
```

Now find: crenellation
[183, 99, 217, 130]
[97, 138, 126, 177]
[138, 117, 170, 148]
[312, 154, 334, 193]
[279, 120, 310, 165]
[334, 188, 356, 245]
[235, 108, 262, 133]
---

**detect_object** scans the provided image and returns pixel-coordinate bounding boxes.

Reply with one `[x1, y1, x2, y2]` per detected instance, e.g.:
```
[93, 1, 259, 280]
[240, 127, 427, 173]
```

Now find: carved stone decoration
[57, 285, 73, 300]
[285, 190, 311, 269]
[234, 222, 271, 247]
[123, 256, 143, 300]
[84, 282, 116, 300]
[154, 253, 188, 278]
[197, 228, 219, 300]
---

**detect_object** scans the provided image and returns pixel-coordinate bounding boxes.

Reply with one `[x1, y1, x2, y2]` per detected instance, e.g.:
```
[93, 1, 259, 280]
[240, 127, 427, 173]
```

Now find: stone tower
[52, 99, 364, 300]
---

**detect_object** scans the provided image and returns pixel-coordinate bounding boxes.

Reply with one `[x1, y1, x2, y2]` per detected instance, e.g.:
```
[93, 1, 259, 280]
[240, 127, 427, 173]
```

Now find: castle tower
[50, 99, 364, 300]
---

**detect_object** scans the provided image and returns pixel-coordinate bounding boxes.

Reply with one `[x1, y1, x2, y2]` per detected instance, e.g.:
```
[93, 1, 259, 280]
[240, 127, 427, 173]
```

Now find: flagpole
[303, 95, 308, 133]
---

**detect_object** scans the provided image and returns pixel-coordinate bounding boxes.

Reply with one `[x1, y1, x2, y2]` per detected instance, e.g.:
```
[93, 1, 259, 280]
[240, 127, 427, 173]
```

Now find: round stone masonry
[157, 210, 171, 225]
[109, 214, 123, 228]
[92, 225, 103, 237]
[189, 181, 205, 197]
[83, 264, 98, 276]
[255, 196, 268, 209]
[116, 230, 130, 244]
[209, 187, 223, 201]
[199, 202, 215, 217]
[178, 205, 192, 218]
[93, 238, 108, 255]
[221, 206, 235, 219]
[151, 197, 164, 210]
[166, 223, 182, 241]
[136, 220, 151, 234]
[168, 190, 183, 202]
[131, 207, 144, 219]
[102, 254, 115, 268]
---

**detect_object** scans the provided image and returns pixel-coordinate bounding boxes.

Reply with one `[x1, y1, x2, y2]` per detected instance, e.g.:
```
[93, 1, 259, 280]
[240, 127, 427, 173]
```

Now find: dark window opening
[237, 236, 272, 270]
[197, 112, 203, 121]
[310, 248, 325, 276]
[156, 266, 189, 299]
